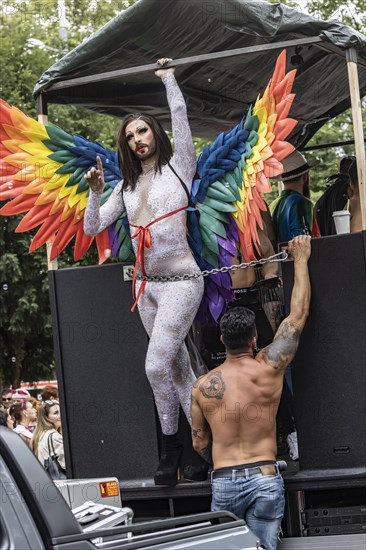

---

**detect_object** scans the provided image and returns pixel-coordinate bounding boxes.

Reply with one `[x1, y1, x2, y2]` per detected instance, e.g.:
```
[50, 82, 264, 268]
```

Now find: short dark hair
[117, 113, 173, 192]
[220, 307, 256, 352]
[1, 388, 12, 397]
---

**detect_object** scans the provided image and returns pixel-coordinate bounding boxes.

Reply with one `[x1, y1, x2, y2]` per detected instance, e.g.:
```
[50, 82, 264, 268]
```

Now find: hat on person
[280, 151, 320, 181]
[12, 388, 30, 399]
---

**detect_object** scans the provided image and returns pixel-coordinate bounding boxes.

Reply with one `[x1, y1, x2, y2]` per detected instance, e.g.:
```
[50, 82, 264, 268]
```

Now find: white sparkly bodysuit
[84, 73, 204, 434]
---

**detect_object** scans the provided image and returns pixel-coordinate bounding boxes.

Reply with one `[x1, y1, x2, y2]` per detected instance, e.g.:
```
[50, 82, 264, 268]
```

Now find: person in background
[314, 156, 354, 236]
[270, 151, 320, 244]
[12, 388, 31, 404]
[348, 158, 362, 233]
[40, 385, 59, 402]
[27, 396, 41, 432]
[191, 235, 312, 550]
[31, 400, 65, 471]
[0, 408, 14, 429]
[1, 388, 13, 411]
[9, 400, 37, 445]
[230, 227, 280, 346]
[201, 216, 281, 370]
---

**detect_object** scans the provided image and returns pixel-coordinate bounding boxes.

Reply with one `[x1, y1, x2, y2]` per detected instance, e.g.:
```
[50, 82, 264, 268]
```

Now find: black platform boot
[154, 433, 183, 487]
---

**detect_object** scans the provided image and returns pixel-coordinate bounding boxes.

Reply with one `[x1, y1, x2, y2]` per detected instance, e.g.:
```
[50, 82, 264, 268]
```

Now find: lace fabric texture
[84, 73, 202, 434]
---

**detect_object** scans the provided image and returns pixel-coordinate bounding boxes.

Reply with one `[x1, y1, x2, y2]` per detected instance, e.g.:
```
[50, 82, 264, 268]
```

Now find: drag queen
[84, 58, 205, 486]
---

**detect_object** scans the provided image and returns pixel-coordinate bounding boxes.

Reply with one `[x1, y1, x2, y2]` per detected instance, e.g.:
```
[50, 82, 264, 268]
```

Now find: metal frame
[37, 36, 366, 230]
[43, 36, 323, 92]
[301, 140, 364, 152]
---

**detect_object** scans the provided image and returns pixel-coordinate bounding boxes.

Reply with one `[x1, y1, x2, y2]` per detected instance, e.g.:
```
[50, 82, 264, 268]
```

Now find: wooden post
[346, 48, 366, 230]
[37, 94, 58, 270]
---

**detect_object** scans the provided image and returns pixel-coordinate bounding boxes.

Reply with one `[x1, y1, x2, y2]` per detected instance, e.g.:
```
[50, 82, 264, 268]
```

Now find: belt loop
[232, 469, 236, 482]
[245, 468, 249, 478]
[210, 470, 214, 483]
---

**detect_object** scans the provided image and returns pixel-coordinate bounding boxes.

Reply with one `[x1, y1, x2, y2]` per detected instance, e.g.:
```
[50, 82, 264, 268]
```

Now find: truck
[0, 426, 265, 550]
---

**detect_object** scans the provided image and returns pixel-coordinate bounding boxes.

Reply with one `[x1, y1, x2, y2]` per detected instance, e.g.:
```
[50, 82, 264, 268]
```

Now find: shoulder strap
[297, 199, 311, 235]
[168, 162, 190, 203]
[47, 432, 57, 457]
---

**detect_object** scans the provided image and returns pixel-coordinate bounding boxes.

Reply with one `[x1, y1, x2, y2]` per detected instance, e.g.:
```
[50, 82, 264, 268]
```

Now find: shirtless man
[191, 235, 311, 550]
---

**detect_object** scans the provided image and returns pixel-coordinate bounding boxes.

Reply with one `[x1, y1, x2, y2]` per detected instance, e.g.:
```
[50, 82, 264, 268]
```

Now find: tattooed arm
[191, 380, 212, 462]
[258, 235, 311, 370]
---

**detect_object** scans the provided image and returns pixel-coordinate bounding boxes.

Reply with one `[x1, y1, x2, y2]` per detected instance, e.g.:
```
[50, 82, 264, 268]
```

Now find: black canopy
[34, 0, 366, 148]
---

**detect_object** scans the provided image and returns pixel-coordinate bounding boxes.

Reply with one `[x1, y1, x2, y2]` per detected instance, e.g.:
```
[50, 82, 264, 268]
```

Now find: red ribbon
[130, 205, 188, 312]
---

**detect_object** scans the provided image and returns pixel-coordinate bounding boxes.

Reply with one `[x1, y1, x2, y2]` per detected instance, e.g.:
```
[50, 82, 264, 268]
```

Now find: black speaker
[282, 232, 366, 473]
[48, 262, 159, 480]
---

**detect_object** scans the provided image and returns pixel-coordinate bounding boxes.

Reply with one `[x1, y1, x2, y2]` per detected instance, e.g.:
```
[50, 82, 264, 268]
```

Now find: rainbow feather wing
[189, 50, 297, 323]
[108, 212, 133, 261]
[0, 99, 124, 263]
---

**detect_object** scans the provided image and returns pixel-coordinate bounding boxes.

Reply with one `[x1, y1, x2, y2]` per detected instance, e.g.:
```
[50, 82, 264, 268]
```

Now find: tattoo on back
[262, 320, 301, 369]
[199, 371, 225, 399]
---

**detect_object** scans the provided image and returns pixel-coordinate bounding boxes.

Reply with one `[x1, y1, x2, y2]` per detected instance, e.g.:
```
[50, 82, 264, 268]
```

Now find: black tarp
[34, 0, 366, 148]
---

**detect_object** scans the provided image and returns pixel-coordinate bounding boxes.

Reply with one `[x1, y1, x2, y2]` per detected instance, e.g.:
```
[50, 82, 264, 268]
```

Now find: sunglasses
[2, 398, 12, 401]
[45, 400, 59, 405]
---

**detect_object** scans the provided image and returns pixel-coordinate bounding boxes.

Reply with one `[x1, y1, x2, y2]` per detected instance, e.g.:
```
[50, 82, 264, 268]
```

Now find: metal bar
[346, 48, 366, 230]
[301, 139, 364, 152]
[45, 36, 324, 92]
[314, 40, 366, 69]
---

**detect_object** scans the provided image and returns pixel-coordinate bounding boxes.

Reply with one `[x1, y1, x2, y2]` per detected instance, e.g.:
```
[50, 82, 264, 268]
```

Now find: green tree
[306, 0, 366, 33]
[0, 0, 138, 387]
[0, 218, 55, 388]
[304, 0, 366, 202]
[266, 0, 366, 204]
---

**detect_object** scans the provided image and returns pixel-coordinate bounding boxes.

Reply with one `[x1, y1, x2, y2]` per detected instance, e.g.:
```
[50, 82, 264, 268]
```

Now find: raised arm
[257, 235, 311, 370]
[156, 59, 196, 179]
[83, 155, 125, 236]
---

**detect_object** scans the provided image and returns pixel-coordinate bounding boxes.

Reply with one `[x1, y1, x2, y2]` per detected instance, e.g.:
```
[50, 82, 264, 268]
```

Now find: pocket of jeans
[211, 480, 236, 506]
[253, 478, 285, 520]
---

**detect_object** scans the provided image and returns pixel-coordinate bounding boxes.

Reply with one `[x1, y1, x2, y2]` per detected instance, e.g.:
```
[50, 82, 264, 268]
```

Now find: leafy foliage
[265, 0, 366, 204]
[0, 0, 136, 387]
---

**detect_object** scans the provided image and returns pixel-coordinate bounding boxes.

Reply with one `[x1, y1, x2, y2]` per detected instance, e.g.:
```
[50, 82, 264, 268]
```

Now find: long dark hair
[9, 401, 27, 427]
[117, 113, 173, 192]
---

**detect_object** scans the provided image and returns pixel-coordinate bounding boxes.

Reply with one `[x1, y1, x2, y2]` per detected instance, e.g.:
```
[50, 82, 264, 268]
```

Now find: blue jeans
[211, 470, 285, 550]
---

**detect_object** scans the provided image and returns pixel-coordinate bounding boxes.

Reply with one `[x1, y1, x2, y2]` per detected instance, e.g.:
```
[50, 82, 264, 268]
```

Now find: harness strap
[130, 204, 188, 311]
[168, 162, 190, 203]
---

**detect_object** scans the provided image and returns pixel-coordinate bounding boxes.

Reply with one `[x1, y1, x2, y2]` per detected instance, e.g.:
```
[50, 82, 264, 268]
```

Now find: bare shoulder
[257, 318, 302, 371]
[193, 369, 226, 400]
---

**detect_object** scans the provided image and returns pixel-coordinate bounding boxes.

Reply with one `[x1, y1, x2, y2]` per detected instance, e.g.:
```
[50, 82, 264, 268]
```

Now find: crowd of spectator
[0, 385, 65, 478]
